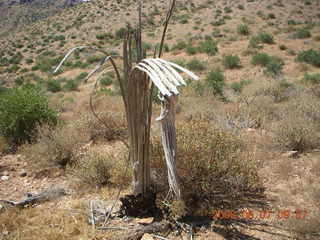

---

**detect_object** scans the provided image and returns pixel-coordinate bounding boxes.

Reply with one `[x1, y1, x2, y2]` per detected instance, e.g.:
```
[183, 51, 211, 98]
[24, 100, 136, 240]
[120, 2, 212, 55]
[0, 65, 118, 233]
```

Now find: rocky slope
[0, 0, 85, 33]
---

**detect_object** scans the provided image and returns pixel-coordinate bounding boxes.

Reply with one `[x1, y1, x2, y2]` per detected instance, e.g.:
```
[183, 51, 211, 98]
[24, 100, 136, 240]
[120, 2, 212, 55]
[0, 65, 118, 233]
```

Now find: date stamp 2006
[211, 209, 309, 220]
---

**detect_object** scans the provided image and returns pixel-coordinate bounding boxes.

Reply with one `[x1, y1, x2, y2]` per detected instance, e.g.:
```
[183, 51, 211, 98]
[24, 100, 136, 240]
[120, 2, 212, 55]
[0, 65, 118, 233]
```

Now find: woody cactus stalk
[53, 0, 199, 202]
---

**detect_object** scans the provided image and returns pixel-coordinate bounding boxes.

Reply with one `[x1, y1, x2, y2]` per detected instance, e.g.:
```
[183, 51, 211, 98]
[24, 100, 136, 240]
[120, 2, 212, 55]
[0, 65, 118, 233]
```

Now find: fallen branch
[0, 188, 68, 208]
[124, 222, 170, 240]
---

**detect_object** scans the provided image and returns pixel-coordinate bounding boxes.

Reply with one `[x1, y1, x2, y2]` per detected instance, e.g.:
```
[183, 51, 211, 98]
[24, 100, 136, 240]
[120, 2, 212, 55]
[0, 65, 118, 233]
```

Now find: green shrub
[96, 33, 113, 40]
[205, 69, 225, 97]
[237, 24, 250, 35]
[251, 53, 272, 66]
[186, 45, 198, 55]
[252, 53, 284, 77]
[63, 80, 79, 91]
[230, 79, 251, 94]
[303, 73, 320, 84]
[223, 54, 241, 69]
[264, 58, 284, 77]
[172, 41, 187, 51]
[257, 32, 275, 44]
[186, 58, 206, 71]
[279, 44, 287, 50]
[115, 27, 128, 39]
[87, 55, 104, 64]
[100, 73, 113, 86]
[293, 27, 311, 39]
[297, 49, 320, 67]
[198, 38, 218, 56]
[0, 85, 58, 144]
[75, 72, 88, 81]
[47, 79, 62, 92]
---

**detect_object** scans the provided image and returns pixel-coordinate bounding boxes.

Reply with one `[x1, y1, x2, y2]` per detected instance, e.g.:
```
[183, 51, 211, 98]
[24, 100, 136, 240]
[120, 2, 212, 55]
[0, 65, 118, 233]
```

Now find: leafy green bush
[198, 38, 219, 56]
[251, 53, 272, 66]
[252, 53, 284, 77]
[297, 49, 320, 67]
[230, 79, 251, 94]
[186, 59, 206, 71]
[63, 80, 79, 91]
[47, 79, 62, 92]
[205, 69, 225, 97]
[303, 73, 320, 84]
[237, 24, 250, 35]
[172, 40, 187, 51]
[75, 72, 88, 81]
[223, 54, 241, 69]
[293, 27, 312, 39]
[264, 58, 284, 77]
[257, 32, 275, 44]
[186, 45, 198, 55]
[0, 85, 58, 144]
[115, 27, 127, 39]
[100, 73, 113, 86]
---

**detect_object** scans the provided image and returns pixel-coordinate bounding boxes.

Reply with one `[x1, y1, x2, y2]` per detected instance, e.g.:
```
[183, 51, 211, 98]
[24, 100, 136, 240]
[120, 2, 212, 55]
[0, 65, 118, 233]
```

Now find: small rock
[141, 233, 154, 240]
[247, 128, 256, 133]
[0, 170, 9, 176]
[137, 217, 154, 225]
[1, 176, 9, 181]
[282, 151, 299, 158]
[19, 169, 27, 177]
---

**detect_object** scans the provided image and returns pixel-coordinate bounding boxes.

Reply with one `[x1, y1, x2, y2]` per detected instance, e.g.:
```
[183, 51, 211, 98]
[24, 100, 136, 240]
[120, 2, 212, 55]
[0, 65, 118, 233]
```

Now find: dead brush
[86, 111, 127, 142]
[21, 118, 91, 169]
[274, 93, 320, 152]
[287, 212, 320, 240]
[73, 148, 131, 188]
[151, 116, 261, 216]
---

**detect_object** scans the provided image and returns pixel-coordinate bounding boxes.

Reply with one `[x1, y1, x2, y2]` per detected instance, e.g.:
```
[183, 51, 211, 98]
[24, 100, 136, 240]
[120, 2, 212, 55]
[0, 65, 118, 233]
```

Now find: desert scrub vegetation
[230, 79, 251, 94]
[257, 32, 275, 44]
[21, 119, 90, 169]
[297, 49, 320, 67]
[223, 54, 241, 69]
[293, 27, 312, 39]
[74, 148, 131, 188]
[303, 73, 320, 85]
[205, 69, 226, 98]
[86, 111, 127, 142]
[198, 37, 219, 56]
[21, 109, 127, 170]
[237, 24, 250, 35]
[252, 53, 284, 77]
[186, 58, 206, 72]
[0, 85, 58, 144]
[151, 117, 261, 215]
[274, 93, 320, 152]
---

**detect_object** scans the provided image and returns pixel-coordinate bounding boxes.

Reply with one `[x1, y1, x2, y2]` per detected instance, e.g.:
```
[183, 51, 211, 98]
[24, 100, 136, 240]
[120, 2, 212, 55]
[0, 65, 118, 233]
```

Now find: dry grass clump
[151, 117, 261, 215]
[0, 201, 123, 240]
[74, 148, 131, 188]
[86, 111, 127, 142]
[287, 212, 320, 240]
[0, 136, 9, 154]
[21, 119, 91, 169]
[274, 93, 320, 152]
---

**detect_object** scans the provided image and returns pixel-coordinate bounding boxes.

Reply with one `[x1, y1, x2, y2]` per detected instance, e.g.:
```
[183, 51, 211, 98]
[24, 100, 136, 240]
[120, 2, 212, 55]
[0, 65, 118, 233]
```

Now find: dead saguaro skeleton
[54, 0, 199, 202]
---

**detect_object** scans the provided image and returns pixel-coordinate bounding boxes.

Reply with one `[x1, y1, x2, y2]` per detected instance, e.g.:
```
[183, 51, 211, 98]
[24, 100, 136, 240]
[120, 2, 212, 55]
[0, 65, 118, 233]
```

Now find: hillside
[1, 0, 320, 239]
[0, 0, 84, 34]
